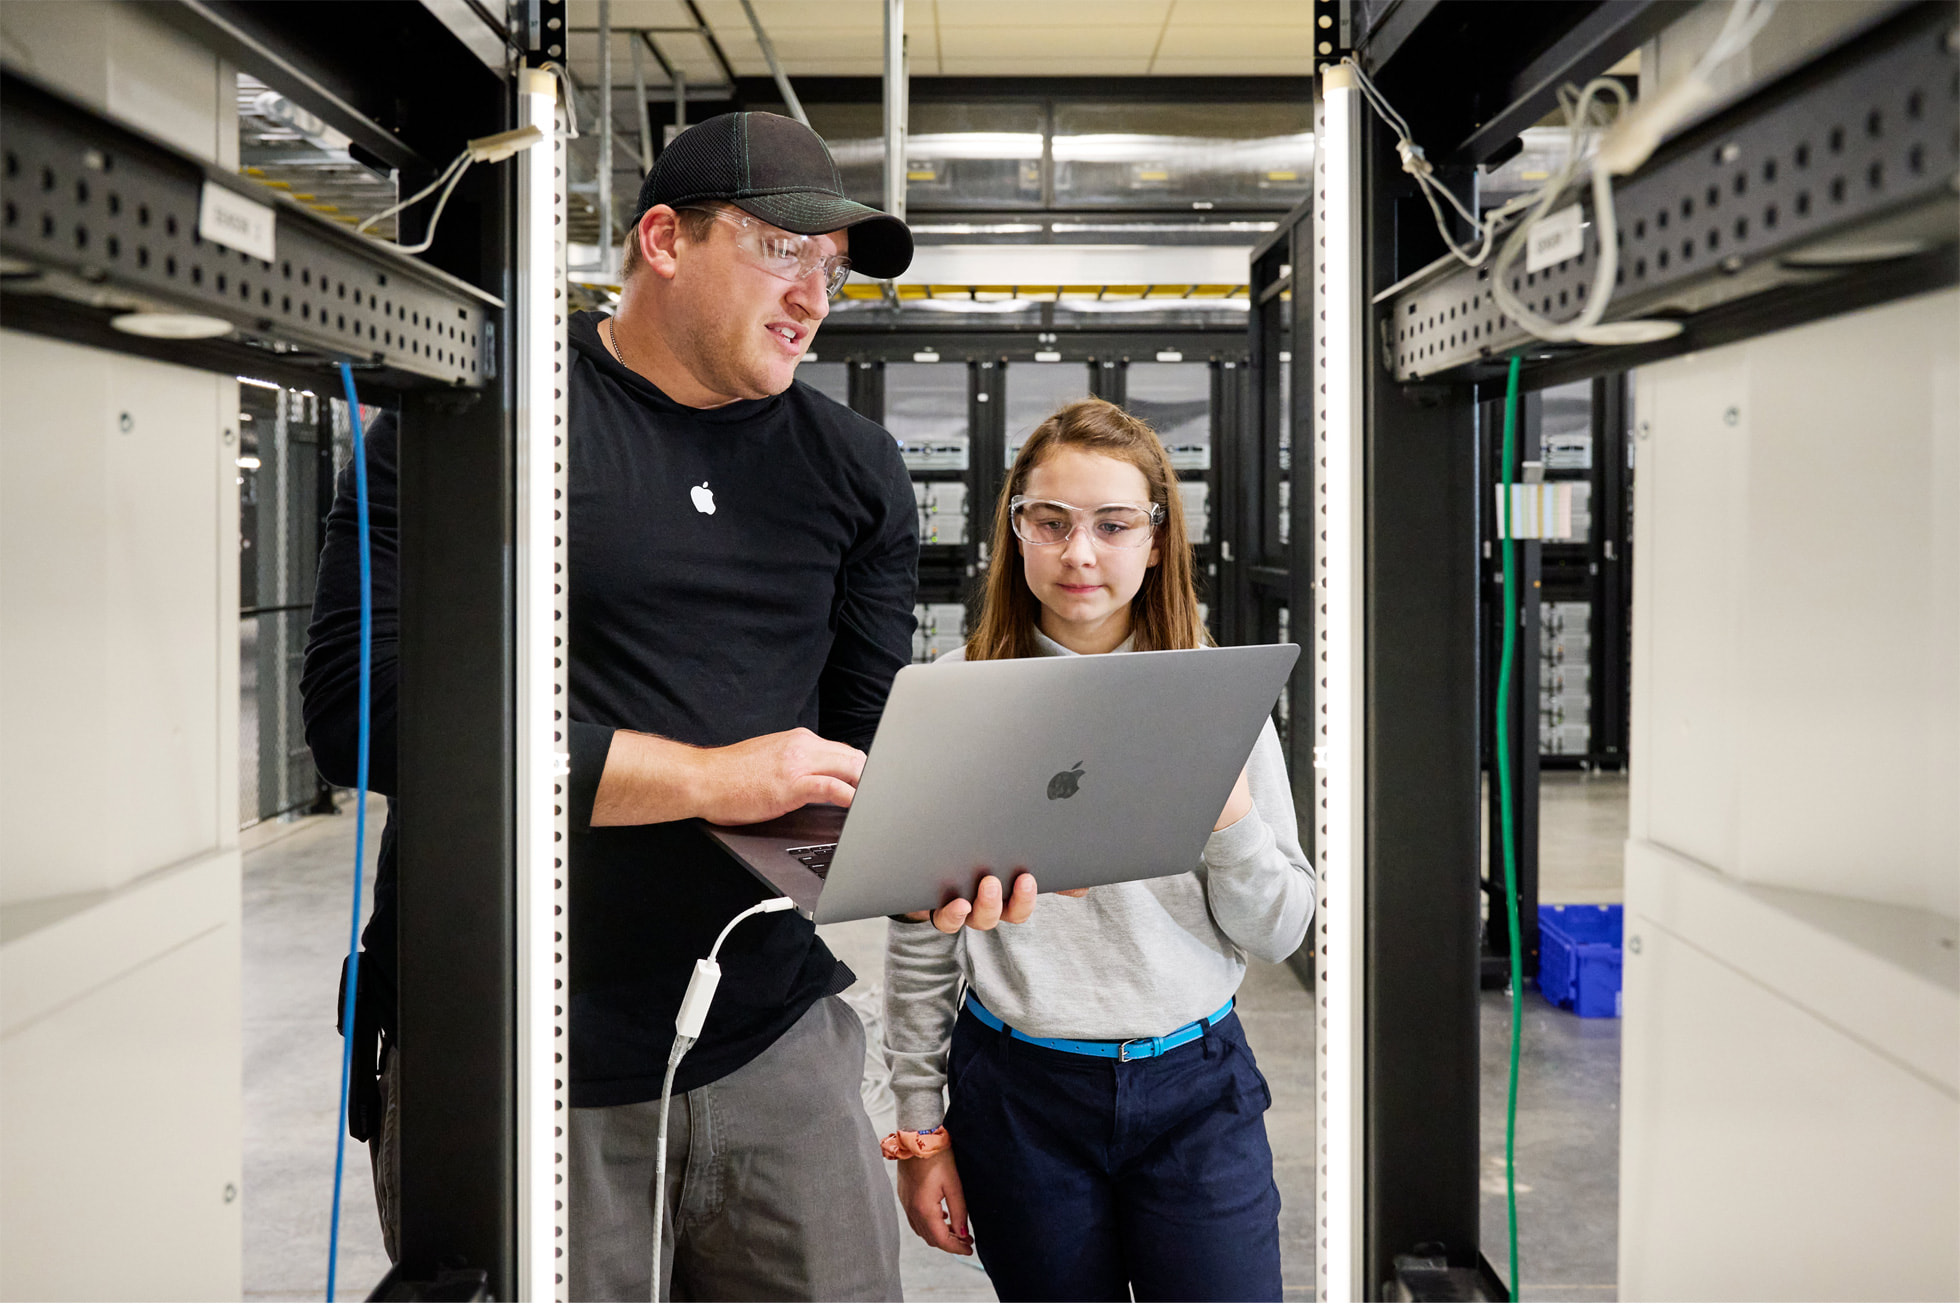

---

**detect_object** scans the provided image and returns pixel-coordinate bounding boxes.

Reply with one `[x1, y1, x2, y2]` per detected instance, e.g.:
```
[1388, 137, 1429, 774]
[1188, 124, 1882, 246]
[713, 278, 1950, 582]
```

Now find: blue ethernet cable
[326, 361, 373, 1303]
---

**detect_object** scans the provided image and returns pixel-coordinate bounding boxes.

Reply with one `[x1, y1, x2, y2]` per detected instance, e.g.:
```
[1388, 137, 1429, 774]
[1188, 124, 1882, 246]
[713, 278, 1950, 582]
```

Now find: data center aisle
[1479, 993, 1622, 1304]
[239, 776, 1626, 1302]
[1483, 769, 1630, 1302]
[240, 796, 390, 1302]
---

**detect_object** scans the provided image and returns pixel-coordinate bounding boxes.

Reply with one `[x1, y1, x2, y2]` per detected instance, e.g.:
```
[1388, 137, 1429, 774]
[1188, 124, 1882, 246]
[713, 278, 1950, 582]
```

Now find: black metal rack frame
[0, 69, 498, 391]
[1385, 1, 1959, 389]
[1247, 203, 1318, 832]
[1240, 0, 1959, 1297]
[2, 2, 533, 1296]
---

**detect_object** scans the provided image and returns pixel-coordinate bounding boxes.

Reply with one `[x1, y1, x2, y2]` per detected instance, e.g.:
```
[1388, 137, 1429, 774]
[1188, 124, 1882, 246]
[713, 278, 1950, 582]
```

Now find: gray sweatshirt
[882, 630, 1316, 1131]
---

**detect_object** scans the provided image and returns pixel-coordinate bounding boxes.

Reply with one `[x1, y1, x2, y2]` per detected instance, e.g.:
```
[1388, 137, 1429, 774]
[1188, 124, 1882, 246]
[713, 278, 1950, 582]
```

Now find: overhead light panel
[111, 313, 232, 339]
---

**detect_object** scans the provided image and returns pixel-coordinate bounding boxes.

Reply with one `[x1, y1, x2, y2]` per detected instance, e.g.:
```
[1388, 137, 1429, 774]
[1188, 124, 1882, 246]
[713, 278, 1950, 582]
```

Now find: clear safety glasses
[680, 206, 853, 297]
[1009, 496, 1165, 550]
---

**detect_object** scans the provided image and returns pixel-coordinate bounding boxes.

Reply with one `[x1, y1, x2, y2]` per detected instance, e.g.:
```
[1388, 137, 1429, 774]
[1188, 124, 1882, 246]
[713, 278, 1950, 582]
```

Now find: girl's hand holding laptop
[899, 870, 1036, 932]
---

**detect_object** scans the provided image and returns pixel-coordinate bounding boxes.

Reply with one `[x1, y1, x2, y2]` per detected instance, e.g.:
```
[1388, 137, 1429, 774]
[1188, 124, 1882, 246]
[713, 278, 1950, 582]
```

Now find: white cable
[355, 149, 468, 236]
[649, 896, 798, 1304]
[1344, 58, 1534, 270]
[1489, 79, 1630, 343]
[354, 127, 547, 255]
[1697, 0, 1778, 77]
[706, 897, 798, 959]
[1596, 0, 1777, 177]
[390, 161, 474, 256]
[648, 1033, 692, 1306]
[1342, 0, 1777, 344]
[536, 60, 582, 138]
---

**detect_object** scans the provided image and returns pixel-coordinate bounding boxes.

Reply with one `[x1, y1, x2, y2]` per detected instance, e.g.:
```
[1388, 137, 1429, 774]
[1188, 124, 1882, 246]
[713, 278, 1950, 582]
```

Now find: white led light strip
[516, 67, 572, 1303]
[1313, 65, 1366, 1305]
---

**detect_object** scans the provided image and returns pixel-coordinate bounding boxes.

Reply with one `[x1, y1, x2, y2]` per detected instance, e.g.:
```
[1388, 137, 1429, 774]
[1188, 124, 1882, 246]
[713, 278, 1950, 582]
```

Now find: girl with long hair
[881, 397, 1315, 1302]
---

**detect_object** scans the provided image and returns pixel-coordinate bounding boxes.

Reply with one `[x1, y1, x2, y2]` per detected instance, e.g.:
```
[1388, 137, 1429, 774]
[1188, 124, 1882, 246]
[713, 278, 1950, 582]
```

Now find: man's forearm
[589, 725, 865, 828]
[589, 730, 704, 826]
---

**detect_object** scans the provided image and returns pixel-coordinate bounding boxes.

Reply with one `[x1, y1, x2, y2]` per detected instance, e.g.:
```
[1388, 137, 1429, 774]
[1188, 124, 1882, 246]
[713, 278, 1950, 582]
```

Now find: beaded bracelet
[879, 1125, 950, 1160]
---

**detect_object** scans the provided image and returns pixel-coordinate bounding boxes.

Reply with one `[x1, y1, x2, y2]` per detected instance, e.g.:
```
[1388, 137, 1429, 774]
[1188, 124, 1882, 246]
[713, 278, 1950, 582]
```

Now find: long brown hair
[966, 397, 1207, 661]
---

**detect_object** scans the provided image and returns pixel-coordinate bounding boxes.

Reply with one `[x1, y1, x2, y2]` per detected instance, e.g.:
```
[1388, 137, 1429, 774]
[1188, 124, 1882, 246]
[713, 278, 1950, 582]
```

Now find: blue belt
[964, 993, 1233, 1062]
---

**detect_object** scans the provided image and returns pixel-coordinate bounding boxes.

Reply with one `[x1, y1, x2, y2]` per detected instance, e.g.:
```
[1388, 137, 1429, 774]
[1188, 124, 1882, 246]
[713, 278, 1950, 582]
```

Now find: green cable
[1495, 354, 1525, 1302]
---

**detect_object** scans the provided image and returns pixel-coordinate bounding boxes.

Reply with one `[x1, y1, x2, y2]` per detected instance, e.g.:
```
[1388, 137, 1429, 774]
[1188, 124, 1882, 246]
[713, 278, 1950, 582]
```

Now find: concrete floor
[240, 795, 390, 1301]
[1535, 771, 1632, 905]
[241, 772, 1627, 1302]
[1483, 770, 1627, 1303]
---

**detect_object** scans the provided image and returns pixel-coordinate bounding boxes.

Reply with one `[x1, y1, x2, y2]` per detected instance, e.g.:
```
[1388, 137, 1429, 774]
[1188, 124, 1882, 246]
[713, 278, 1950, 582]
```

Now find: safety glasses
[679, 205, 853, 298]
[1009, 496, 1165, 550]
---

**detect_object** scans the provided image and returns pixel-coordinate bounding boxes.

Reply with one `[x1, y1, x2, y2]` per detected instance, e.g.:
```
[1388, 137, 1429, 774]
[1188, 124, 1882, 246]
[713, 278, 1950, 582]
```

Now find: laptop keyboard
[785, 843, 837, 879]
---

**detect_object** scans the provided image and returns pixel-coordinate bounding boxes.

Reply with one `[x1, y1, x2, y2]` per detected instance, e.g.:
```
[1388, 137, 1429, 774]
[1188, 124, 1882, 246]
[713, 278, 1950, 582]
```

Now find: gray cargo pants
[567, 994, 903, 1302]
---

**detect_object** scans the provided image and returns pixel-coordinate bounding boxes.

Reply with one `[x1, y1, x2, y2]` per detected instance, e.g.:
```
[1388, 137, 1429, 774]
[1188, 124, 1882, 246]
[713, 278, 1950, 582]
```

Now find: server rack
[1588, 374, 1633, 770]
[1, 1, 559, 1294]
[1478, 386, 1544, 985]
[237, 380, 349, 826]
[1245, 0, 1958, 1296]
[811, 323, 1250, 658]
[1248, 207, 1317, 836]
[1471, 369, 1635, 984]
[1525, 373, 1632, 775]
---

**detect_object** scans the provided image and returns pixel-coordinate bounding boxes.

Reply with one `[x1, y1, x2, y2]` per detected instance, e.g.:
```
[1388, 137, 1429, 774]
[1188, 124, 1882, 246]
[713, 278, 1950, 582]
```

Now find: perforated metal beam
[0, 68, 500, 391]
[1387, 2, 1959, 385]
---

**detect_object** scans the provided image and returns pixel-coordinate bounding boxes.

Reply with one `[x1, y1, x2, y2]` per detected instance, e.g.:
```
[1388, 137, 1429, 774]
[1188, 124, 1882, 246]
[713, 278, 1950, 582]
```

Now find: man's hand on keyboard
[691, 727, 866, 824]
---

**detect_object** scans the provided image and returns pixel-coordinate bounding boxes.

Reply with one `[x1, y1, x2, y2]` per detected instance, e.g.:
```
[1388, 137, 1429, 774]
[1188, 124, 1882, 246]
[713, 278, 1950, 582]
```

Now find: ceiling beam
[681, 0, 741, 87]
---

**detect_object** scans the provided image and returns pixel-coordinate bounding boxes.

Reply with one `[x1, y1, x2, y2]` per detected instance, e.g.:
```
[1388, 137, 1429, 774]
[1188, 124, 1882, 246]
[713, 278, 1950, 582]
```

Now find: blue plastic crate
[1537, 904, 1624, 1018]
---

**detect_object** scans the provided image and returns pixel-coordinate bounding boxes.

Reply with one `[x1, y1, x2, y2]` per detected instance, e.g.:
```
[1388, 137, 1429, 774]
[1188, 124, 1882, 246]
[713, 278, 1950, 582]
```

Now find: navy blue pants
[943, 1004, 1283, 1303]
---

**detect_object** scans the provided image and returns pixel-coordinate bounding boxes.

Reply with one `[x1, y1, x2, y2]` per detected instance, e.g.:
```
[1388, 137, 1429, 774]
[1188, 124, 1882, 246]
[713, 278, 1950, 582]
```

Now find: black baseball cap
[635, 112, 913, 280]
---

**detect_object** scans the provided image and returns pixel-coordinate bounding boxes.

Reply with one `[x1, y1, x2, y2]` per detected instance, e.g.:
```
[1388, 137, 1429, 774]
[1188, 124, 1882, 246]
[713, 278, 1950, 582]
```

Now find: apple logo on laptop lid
[1047, 762, 1085, 801]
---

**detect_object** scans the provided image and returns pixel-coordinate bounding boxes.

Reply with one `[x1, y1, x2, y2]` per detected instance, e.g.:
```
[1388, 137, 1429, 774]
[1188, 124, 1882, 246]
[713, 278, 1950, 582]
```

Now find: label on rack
[1525, 204, 1583, 274]
[198, 181, 276, 263]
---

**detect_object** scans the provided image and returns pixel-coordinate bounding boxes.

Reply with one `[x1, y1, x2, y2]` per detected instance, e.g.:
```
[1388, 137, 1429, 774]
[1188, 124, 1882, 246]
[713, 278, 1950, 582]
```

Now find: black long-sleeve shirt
[303, 309, 919, 1106]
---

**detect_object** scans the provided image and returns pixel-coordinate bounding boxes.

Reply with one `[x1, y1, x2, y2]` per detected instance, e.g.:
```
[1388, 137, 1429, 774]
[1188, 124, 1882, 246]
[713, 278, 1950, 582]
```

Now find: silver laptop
[699, 643, 1299, 924]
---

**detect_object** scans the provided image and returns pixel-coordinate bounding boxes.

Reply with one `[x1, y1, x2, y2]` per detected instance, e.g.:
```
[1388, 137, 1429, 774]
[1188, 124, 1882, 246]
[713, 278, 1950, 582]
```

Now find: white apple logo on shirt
[691, 481, 715, 515]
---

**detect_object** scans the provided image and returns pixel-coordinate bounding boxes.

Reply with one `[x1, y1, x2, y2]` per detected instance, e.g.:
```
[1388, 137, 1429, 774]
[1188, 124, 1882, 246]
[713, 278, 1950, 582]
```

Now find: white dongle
[675, 897, 798, 1040]
[676, 959, 721, 1040]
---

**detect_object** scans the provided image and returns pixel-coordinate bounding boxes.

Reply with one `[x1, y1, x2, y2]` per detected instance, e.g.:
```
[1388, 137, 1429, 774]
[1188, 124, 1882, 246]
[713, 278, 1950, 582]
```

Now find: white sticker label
[1156, 350, 1184, 363]
[1033, 350, 1062, 362]
[1525, 204, 1583, 274]
[198, 181, 276, 263]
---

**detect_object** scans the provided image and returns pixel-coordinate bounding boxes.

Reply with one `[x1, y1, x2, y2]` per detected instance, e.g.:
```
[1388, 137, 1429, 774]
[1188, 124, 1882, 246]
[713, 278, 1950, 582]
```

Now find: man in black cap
[305, 110, 1030, 1301]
